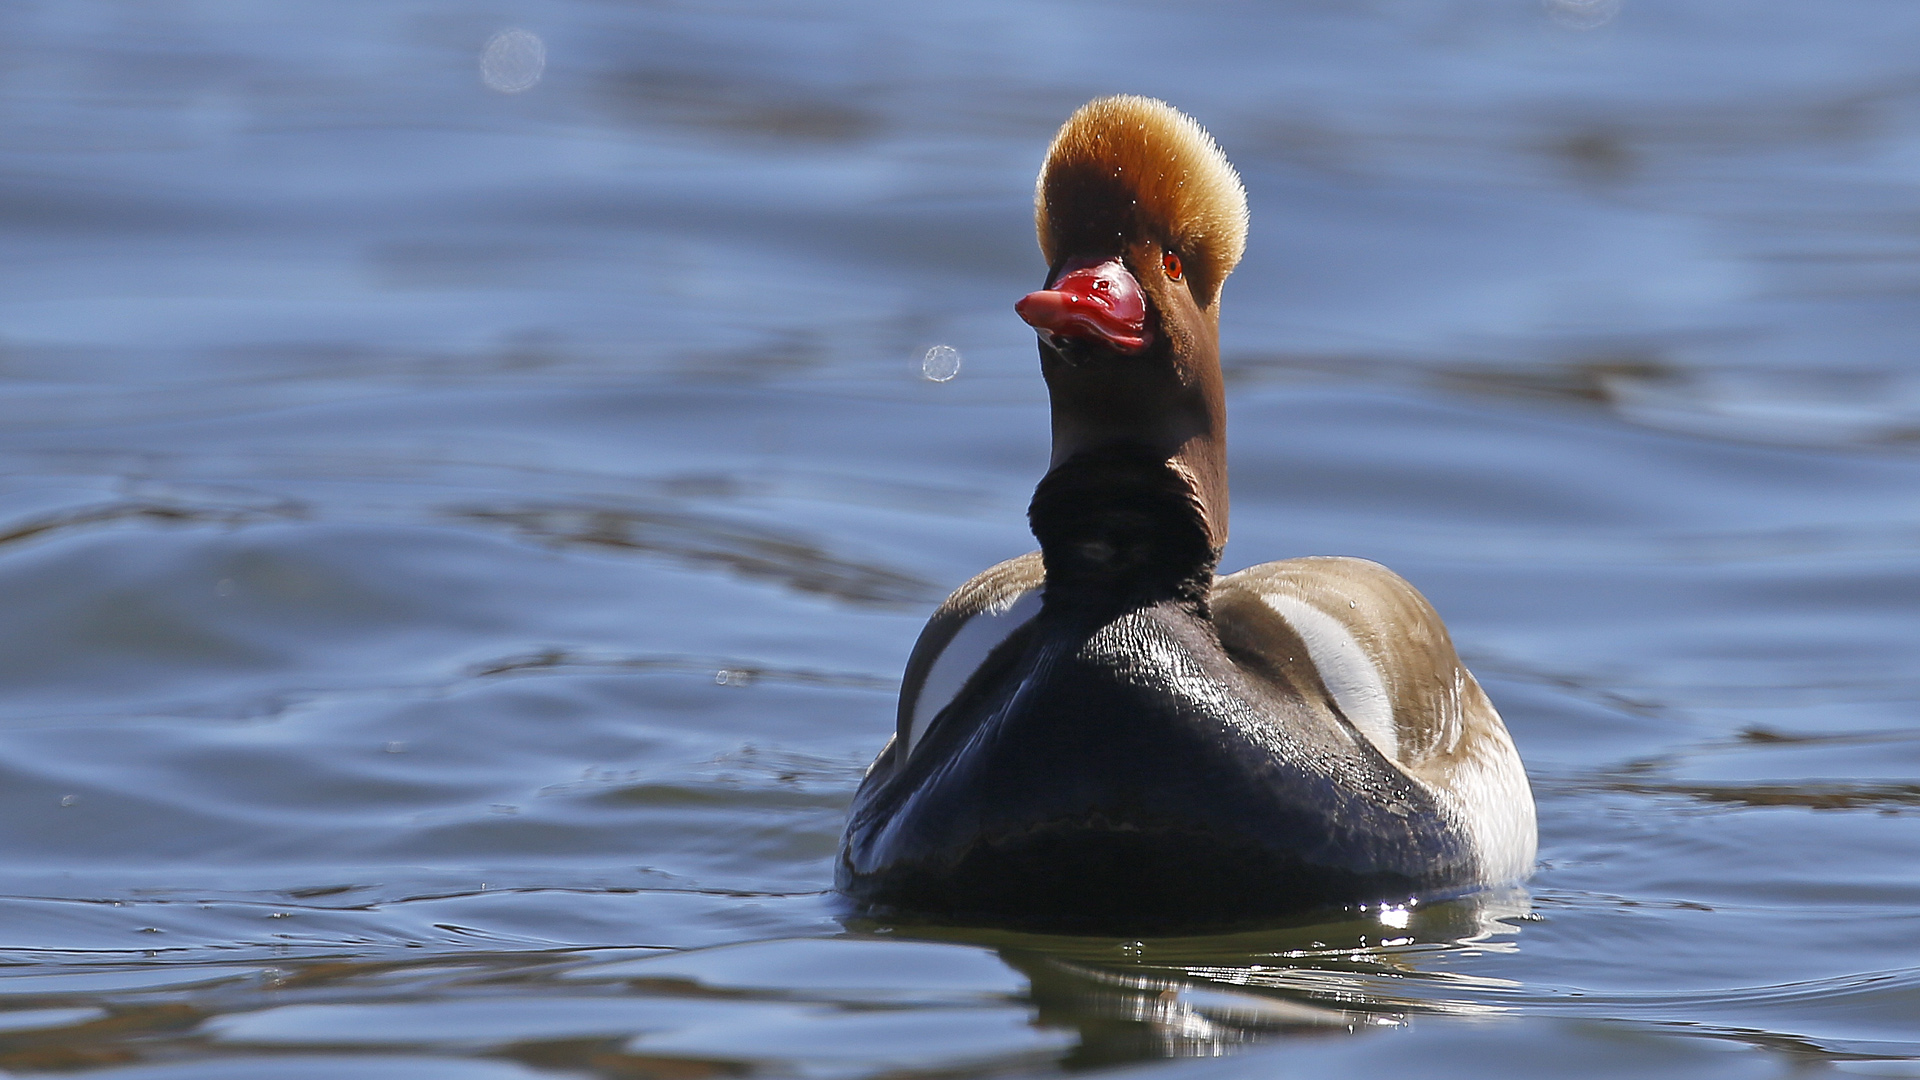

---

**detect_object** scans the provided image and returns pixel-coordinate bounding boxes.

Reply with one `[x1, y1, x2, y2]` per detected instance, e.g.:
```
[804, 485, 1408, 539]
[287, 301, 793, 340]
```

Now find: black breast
[839, 602, 1476, 933]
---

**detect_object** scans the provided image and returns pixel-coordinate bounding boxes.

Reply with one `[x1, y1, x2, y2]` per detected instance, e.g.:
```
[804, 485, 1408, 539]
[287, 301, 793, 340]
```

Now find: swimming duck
[839, 96, 1534, 932]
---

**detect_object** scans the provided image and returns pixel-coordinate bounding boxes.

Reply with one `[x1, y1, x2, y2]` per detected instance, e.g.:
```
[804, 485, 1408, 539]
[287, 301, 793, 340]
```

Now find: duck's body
[839, 98, 1533, 932]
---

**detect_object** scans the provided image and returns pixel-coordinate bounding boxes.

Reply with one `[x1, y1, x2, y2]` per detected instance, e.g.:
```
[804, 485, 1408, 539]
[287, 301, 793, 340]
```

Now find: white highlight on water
[481, 29, 546, 93]
[921, 345, 962, 382]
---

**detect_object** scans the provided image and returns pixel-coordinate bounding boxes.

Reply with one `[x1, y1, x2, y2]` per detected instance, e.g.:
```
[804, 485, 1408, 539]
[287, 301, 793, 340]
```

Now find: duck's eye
[1162, 252, 1183, 281]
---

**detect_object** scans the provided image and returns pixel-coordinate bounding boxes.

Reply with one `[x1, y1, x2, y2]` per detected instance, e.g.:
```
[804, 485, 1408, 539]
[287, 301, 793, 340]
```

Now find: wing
[895, 551, 1046, 759]
[1211, 556, 1535, 881]
[1213, 556, 1466, 768]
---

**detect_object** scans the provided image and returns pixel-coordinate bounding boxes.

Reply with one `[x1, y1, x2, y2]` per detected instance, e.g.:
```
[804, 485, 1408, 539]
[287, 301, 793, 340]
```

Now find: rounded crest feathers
[1035, 96, 1248, 306]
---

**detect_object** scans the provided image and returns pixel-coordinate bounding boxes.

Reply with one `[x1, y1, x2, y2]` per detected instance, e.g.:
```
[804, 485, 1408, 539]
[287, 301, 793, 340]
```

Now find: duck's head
[1018, 96, 1248, 557]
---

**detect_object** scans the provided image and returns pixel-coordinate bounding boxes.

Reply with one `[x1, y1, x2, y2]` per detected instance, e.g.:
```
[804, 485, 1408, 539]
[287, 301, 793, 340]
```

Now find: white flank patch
[904, 590, 1041, 757]
[1439, 686, 1539, 884]
[1260, 594, 1398, 762]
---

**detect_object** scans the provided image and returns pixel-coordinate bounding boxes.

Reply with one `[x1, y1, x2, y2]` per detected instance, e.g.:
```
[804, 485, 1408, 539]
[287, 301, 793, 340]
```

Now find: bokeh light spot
[1544, 0, 1622, 30]
[481, 28, 546, 93]
[921, 345, 963, 382]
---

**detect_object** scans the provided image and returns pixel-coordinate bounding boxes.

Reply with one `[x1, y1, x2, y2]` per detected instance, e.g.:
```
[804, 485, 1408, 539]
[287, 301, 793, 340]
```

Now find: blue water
[1, 1, 1918, 1076]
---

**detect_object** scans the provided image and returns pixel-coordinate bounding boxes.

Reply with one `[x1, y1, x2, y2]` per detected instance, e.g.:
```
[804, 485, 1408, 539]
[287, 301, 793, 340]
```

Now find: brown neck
[1040, 261, 1228, 552]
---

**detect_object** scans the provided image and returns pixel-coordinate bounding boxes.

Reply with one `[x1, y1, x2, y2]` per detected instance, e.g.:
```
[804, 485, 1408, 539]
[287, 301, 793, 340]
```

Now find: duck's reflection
[864, 887, 1531, 1064]
[1011, 951, 1379, 1066]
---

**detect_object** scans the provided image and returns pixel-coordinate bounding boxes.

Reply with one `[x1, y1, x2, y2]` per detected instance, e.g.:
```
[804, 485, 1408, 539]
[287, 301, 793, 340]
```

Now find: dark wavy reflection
[455, 503, 937, 608]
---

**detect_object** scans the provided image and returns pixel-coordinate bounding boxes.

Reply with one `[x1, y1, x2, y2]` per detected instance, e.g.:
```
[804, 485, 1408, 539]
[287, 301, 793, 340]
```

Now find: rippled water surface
[3, 1, 1919, 1076]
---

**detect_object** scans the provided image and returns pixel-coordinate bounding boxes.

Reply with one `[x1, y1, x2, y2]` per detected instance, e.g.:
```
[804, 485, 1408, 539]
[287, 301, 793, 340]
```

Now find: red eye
[1162, 252, 1183, 281]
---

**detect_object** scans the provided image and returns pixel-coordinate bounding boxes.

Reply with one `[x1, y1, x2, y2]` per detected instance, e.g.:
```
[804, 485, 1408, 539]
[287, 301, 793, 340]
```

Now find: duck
[838, 96, 1535, 933]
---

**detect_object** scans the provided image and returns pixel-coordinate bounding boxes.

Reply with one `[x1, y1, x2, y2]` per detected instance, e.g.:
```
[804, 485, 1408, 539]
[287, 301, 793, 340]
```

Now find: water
[1, 1, 1918, 1076]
